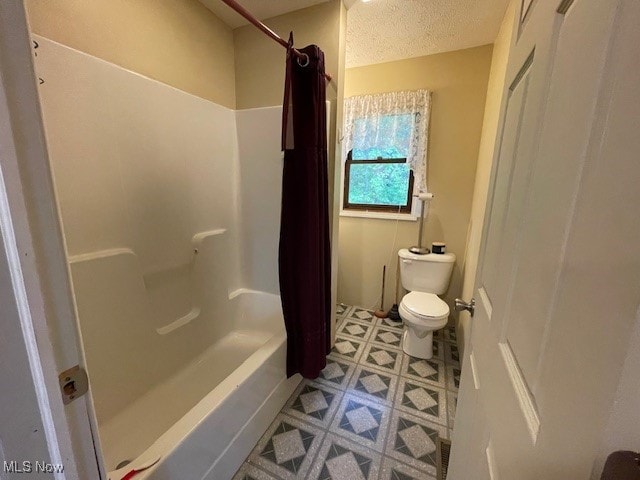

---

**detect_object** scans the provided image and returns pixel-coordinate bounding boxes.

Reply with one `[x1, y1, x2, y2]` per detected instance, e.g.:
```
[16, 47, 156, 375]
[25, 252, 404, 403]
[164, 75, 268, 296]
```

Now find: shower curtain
[279, 37, 331, 379]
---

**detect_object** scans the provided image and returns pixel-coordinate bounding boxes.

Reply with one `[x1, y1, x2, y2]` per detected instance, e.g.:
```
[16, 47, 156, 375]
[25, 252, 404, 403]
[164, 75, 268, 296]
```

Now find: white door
[0, 2, 103, 479]
[449, 0, 640, 478]
[0, 228, 56, 476]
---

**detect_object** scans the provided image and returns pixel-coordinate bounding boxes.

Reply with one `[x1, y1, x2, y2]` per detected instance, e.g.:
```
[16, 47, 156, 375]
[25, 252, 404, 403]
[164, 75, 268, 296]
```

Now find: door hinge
[58, 365, 88, 405]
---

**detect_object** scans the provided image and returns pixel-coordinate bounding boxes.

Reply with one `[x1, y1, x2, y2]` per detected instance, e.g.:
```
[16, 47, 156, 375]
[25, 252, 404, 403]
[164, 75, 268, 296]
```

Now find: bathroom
[1, 0, 640, 480]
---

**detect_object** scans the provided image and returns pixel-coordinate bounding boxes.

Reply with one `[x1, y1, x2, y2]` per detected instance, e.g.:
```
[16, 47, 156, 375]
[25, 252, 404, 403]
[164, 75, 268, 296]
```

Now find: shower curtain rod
[218, 0, 333, 82]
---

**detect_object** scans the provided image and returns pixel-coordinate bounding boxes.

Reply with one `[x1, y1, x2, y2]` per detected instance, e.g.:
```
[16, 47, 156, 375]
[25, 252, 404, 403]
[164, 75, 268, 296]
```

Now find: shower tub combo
[67, 236, 298, 480]
[35, 37, 299, 479]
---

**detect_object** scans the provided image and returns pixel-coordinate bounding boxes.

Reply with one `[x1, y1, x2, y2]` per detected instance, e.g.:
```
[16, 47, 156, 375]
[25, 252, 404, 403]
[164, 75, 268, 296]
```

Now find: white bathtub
[105, 290, 299, 480]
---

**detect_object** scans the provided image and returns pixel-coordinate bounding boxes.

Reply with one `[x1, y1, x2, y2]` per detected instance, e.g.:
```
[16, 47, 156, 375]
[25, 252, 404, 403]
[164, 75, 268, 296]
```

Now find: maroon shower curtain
[279, 38, 331, 379]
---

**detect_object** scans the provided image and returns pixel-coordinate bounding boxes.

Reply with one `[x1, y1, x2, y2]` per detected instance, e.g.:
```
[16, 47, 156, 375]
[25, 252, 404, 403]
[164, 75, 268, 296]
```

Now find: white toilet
[398, 248, 456, 359]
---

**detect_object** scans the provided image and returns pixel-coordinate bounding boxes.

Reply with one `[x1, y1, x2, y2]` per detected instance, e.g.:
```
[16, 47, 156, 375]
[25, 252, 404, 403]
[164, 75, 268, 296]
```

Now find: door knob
[455, 298, 476, 317]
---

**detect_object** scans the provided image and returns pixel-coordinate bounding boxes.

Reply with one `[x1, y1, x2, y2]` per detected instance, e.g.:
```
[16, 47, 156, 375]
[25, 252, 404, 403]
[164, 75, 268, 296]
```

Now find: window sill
[339, 210, 418, 221]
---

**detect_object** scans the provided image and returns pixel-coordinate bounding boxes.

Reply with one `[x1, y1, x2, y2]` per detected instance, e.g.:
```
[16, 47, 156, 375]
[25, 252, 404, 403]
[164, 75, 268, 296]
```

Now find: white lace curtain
[342, 89, 432, 192]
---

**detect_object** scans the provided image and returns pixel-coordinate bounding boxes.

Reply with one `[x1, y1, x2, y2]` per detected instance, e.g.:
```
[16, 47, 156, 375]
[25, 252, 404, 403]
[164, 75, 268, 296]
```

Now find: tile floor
[233, 305, 460, 480]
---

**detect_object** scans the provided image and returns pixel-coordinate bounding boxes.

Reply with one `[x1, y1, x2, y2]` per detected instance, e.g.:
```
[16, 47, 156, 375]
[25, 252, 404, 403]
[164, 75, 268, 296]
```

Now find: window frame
[343, 150, 415, 214]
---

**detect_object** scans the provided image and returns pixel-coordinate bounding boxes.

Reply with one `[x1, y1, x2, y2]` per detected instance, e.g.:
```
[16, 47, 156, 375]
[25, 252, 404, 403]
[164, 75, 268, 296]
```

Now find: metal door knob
[455, 298, 476, 317]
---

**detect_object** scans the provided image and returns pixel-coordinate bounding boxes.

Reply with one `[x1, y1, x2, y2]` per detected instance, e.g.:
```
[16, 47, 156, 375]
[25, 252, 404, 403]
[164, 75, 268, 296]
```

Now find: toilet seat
[399, 303, 449, 330]
[399, 292, 449, 329]
[400, 291, 449, 321]
[399, 292, 450, 359]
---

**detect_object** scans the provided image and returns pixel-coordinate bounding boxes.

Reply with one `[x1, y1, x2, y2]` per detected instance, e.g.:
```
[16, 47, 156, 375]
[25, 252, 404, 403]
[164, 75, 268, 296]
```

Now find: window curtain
[343, 90, 432, 192]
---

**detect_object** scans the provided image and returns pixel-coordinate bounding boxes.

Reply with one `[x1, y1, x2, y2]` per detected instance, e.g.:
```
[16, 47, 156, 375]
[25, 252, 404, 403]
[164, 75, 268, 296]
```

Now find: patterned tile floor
[233, 305, 461, 480]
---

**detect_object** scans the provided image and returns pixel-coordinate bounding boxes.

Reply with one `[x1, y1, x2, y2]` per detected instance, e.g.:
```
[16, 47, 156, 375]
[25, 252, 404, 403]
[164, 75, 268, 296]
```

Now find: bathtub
[104, 290, 299, 480]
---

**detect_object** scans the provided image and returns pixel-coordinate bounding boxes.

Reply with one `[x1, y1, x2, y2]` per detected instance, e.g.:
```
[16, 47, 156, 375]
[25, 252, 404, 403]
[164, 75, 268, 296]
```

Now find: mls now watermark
[4, 461, 64, 474]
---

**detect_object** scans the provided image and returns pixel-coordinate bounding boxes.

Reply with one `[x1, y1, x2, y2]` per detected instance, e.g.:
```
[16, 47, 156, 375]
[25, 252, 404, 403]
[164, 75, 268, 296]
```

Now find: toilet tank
[398, 249, 455, 295]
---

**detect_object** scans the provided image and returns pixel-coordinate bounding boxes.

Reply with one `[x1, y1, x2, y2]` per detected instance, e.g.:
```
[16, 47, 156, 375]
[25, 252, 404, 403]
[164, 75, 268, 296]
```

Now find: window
[343, 150, 414, 213]
[341, 90, 431, 218]
[344, 113, 415, 212]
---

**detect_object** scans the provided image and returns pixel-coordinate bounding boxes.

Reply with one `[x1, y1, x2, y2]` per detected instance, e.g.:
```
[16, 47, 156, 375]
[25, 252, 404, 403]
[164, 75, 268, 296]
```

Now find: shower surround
[35, 36, 297, 479]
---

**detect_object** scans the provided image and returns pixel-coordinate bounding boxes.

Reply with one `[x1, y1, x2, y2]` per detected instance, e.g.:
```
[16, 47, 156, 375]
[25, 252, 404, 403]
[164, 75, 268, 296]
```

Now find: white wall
[0, 213, 52, 478]
[34, 36, 241, 277]
[236, 104, 333, 301]
[34, 37, 243, 437]
[236, 107, 283, 295]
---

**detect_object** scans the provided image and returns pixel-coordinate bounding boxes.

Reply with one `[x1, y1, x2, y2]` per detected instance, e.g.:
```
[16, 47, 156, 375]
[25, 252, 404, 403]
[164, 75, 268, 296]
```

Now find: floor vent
[437, 438, 452, 480]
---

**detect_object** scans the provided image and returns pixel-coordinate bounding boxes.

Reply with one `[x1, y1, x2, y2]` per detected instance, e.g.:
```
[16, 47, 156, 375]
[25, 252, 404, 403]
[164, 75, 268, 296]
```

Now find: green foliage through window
[348, 163, 411, 206]
[352, 114, 413, 160]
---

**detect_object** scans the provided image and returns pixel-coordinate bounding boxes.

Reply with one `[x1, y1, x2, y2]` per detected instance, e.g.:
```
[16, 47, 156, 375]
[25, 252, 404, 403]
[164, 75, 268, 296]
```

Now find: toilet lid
[402, 292, 449, 318]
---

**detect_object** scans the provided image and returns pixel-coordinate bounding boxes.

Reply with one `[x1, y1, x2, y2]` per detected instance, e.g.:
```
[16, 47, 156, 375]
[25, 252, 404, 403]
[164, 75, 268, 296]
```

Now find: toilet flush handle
[401, 259, 412, 264]
[455, 298, 476, 317]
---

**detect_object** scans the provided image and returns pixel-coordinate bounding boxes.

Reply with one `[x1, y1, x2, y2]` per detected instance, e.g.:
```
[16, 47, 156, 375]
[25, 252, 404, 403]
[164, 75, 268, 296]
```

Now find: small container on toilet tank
[432, 242, 446, 254]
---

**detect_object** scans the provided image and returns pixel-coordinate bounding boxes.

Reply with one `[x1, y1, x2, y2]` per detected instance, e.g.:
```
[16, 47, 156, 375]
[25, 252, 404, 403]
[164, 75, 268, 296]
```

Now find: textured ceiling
[200, 0, 509, 68]
[199, 0, 331, 28]
[347, 0, 510, 68]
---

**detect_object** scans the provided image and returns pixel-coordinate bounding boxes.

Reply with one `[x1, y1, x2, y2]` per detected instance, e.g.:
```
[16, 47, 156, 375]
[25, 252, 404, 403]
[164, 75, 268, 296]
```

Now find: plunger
[387, 257, 401, 322]
[374, 265, 388, 318]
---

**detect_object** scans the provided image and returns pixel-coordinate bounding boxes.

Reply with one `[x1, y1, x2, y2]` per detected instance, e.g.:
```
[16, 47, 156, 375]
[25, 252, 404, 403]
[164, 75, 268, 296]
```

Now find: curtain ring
[297, 53, 310, 68]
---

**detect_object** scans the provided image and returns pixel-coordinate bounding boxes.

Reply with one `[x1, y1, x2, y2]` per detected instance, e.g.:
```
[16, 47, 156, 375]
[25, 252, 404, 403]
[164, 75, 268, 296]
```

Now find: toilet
[398, 248, 456, 359]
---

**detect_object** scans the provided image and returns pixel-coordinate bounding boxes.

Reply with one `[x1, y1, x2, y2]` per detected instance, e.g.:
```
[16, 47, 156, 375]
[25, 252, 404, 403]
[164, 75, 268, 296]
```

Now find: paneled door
[448, 0, 640, 478]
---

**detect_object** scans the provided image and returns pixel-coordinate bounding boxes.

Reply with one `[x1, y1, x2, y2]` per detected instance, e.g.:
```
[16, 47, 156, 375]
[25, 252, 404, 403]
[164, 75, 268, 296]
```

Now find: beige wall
[338, 45, 493, 311]
[233, 0, 342, 110]
[25, 0, 236, 108]
[458, 2, 516, 356]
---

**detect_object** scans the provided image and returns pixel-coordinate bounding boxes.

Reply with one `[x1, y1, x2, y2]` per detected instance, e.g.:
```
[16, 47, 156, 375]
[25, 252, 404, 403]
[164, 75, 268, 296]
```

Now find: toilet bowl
[399, 291, 449, 359]
[398, 248, 455, 359]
